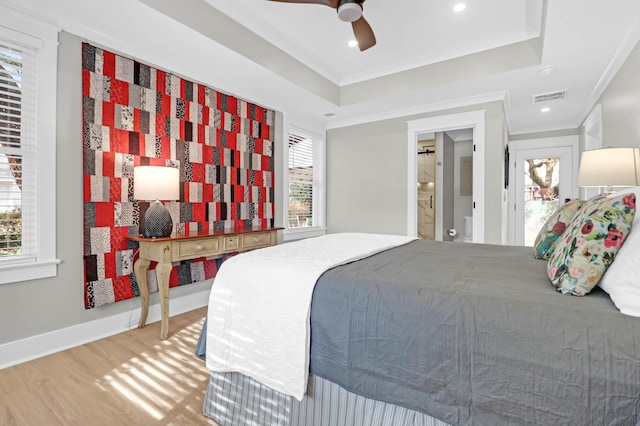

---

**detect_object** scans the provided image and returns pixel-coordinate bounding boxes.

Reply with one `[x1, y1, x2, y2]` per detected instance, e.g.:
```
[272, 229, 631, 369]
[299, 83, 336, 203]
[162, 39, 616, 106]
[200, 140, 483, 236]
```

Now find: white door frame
[582, 104, 603, 199]
[407, 110, 485, 243]
[507, 136, 579, 245]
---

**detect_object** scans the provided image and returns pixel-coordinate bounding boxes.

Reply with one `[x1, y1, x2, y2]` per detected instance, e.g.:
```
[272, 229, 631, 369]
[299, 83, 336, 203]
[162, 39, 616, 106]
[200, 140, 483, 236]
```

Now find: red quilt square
[103, 51, 116, 78]
[102, 152, 116, 178]
[254, 170, 263, 187]
[254, 138, 263, 155]
[109, 177, 121, 203]
[157, 70, 166, 94]
[133, 108, 141, 133]
[262, 124, 271, 141]
[198, 85, 206, 106]
[155, 114, 166, 139]
[224, 131, 236, 151]
[261, 155, 270, 171]
[203, 183, 214, 202]
[110, 79, 129, 106]
[94, 202, 115, 227]
[102, 102, 115, 128]
[110, 129, 129, 154]
[82, 69, 91, 97]
[198, 124, 206, 143]
[169, 266, 179, 288]
[192, 203, 206, 222]
[255, 106, 265, 123]
[113, 276, 133, 302]
[110, 226, 129, 251]
[104, 252, 116, 281]
[192, 163, 205, 182]
[83, 175, 92, 202]
[204, 259, 217, 279]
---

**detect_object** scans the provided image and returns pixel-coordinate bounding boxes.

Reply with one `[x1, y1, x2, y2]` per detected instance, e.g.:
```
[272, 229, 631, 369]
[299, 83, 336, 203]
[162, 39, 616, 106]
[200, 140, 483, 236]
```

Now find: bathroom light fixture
[453, 3, 466, 12]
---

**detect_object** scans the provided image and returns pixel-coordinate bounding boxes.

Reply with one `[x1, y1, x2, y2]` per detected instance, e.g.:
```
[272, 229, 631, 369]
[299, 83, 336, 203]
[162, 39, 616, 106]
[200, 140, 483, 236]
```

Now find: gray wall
[589, 39, 640, 148]
[326, 101, 507, 244]
[0, 31, 285, 346]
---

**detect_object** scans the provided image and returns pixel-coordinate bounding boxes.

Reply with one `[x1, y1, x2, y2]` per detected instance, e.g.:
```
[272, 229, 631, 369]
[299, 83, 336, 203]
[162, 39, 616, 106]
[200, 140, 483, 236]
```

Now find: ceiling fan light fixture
[337, 1, 363, 22]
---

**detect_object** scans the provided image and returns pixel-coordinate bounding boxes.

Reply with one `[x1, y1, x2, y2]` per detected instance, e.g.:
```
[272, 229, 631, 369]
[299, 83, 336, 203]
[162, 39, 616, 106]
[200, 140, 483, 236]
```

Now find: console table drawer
[223, 236, 240, 251]
[175, 238, 221, 259]
[241, 232, 271, 249]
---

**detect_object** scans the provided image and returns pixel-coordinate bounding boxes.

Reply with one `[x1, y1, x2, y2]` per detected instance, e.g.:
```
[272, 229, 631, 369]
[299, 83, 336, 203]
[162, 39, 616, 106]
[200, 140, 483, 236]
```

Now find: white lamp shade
[577, 147, 640, 187]
[133, 166, 180, 201]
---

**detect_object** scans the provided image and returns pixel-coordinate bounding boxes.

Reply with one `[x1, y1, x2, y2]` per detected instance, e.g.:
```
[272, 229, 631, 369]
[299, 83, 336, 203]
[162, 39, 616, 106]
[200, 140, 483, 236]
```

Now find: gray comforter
[309, 240, 640, 426]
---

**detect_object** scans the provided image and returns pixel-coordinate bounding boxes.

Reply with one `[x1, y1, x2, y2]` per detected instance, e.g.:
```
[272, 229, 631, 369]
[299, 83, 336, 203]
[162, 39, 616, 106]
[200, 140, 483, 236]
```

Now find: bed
[197, 232, 640, 425]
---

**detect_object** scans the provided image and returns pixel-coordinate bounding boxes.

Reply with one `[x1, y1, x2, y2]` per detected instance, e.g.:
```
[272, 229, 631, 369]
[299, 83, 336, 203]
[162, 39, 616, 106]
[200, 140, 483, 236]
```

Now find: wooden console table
[127, 226, 282, 339]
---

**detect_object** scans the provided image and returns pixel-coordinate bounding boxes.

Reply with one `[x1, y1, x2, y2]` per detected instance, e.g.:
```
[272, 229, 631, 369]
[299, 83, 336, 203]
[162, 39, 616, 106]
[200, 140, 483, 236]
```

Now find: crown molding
[508, 120, 580, 137]
[326, 90, 508, 130]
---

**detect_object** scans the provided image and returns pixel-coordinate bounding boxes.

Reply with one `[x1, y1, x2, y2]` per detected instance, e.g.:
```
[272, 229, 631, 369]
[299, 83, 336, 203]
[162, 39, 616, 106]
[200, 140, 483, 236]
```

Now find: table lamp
[133, 166, 180, 238]
[577, 147, 640, 195]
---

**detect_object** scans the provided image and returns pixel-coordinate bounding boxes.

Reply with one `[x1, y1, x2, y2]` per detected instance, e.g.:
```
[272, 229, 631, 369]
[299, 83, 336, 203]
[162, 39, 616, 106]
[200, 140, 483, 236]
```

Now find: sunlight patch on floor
[99, 317, 210, 422]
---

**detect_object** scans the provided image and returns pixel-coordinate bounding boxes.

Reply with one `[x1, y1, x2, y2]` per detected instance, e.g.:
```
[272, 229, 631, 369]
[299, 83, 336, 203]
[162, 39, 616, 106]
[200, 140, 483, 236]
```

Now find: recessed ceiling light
[348, 40, 358, 47]
[541, 107, 551, 113]
[453, 3, 466, 12]
[540, 66, 554, 76]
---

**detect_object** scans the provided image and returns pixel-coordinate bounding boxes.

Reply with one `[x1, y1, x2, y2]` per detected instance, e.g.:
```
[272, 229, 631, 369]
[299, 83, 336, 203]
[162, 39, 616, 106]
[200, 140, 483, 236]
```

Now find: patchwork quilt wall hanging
[82, 43, 275, 309]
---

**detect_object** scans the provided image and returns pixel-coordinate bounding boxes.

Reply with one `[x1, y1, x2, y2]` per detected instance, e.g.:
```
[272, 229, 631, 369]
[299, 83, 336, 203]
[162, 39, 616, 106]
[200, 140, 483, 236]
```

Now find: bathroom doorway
[417, 139, 436, 240]
[407, 111, 486, 243]
[416, 131, 474, 241]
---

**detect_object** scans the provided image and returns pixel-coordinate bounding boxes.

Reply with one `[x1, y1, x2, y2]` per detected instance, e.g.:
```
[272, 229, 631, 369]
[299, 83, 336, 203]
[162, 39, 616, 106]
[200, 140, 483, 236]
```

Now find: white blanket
[205, 232, 416, 400]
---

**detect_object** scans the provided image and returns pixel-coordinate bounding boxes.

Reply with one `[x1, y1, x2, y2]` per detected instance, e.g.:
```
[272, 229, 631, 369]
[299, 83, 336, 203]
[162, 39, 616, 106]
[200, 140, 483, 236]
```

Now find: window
[285, 128, 325, 240]
[0, 8, 59, 284]
[1, 39, 33, 259]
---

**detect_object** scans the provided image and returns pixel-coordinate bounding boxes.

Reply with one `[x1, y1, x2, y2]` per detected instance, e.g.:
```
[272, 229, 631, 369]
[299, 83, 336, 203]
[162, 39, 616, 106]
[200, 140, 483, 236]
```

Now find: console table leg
[156, 262, 173, 340]
[134, 259, 151, 328]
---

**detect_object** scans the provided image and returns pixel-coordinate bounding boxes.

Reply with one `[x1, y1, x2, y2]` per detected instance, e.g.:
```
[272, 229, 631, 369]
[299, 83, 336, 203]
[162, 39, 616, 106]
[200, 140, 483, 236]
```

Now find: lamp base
[603, 185, 615, 197]
[142, 200, 173, 238]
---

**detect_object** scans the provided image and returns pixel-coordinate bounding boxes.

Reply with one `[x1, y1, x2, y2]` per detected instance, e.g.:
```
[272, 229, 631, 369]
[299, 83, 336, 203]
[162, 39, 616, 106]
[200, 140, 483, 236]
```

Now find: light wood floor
[0, 307, 220, 426]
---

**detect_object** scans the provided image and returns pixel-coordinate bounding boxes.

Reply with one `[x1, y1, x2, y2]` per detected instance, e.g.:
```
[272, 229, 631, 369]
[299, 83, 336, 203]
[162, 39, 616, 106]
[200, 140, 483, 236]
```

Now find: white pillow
[599, 187, 640, 316]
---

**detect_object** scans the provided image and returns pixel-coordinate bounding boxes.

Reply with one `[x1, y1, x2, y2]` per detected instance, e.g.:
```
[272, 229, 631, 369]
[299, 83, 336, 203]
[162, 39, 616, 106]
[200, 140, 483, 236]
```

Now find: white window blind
[0, 8, 59, 285]
[0, 40, 36, 262]
[288, 132, 314, 228]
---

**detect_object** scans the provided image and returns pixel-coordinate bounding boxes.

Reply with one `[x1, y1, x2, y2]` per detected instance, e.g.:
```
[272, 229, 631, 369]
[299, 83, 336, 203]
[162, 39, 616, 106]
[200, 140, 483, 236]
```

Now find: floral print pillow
[547, 193, 636, 296]
[533, 198, 587, 260]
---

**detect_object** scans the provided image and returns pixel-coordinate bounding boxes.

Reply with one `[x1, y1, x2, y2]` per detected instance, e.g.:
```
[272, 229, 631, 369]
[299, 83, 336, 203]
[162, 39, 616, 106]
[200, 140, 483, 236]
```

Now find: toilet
[463, 216, 473, 242]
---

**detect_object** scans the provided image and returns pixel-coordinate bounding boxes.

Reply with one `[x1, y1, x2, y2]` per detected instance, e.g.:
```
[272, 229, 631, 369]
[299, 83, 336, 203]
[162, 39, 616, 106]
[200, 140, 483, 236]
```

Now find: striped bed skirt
[203, 371, 451, 426]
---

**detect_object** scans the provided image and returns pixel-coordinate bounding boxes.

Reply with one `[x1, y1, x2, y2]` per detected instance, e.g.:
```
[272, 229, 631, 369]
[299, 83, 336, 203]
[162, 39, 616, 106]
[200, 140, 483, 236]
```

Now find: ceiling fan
[268, 0, 376, 51]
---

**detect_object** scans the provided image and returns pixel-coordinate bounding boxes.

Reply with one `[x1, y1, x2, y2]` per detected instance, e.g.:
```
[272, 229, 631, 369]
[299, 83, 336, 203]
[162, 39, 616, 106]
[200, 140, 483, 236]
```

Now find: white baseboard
[0, 289, 210, 370]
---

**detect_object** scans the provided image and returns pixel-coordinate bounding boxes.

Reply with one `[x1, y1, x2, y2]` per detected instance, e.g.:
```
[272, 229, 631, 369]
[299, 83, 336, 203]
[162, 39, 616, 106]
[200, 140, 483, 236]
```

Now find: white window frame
[0, 6, 60, 284]
[283, 126, 326, 241]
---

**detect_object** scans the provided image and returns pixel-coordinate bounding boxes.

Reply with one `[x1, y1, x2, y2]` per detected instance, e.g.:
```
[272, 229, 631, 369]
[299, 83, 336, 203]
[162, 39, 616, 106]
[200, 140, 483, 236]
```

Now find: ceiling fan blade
[268, 0, 338, 8]
[352, 16, 376, 51]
